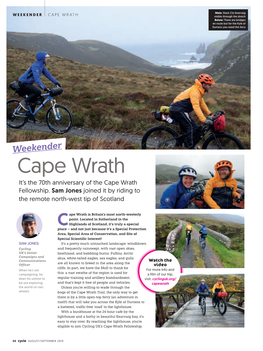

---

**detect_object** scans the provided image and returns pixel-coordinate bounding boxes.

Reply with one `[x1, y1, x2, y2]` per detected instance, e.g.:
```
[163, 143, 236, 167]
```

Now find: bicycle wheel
[141, 126, 180, 149]
[218, 299, 227, 315]
[202, 132, 245, 149]
[212, 299, 217, 308]
[7, 99, 27, 128]
[202, 299, 206, 316]
[46, 104, 73, 134]
[201, 239, 206, 249]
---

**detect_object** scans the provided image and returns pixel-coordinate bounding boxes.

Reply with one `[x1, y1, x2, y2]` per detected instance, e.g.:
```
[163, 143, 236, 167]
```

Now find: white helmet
[178, 165, 197, 179]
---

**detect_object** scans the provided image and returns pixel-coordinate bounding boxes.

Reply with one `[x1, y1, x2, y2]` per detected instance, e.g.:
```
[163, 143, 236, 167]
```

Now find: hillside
[200, 24, 250, 63]
[7, 32, 186, 77]
[204, 33, 250, 87]
[156, 164, 208, 184]
[7, 46, 250, 149]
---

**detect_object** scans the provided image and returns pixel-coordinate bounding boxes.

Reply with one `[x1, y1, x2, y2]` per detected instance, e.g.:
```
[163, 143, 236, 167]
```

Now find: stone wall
[166, 220, 182, 252]
[195, 223, 231, 248]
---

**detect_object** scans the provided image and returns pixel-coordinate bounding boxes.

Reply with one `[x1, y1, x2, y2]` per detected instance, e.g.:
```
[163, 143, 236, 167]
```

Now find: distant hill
[200, 23, 250, 63]
[204, 32, 250, 87]
[7, 32, 187, 77]
[156, 164, 208, 184]
[163, 213, 244, 224]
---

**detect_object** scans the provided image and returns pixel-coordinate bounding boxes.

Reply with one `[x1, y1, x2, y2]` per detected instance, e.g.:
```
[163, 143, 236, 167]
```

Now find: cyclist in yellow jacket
[169, 74, 215, 148]
[212, 278, 226, 293]
[185, 222, 193, 232]
[185, 222, 193, 244]
[203, 160, 241, 209]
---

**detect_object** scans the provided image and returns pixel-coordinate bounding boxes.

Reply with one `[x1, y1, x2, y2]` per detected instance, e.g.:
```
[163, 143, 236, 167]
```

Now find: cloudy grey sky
[156, 155, 244, 178]
[6, 6, 250, 47]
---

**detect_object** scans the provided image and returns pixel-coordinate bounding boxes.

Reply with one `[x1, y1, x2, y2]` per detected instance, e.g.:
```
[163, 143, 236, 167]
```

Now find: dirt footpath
[180, 221, 224, 268]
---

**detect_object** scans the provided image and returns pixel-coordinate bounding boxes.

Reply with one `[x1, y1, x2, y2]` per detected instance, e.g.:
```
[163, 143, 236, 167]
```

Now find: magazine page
[2, 0, 261, 349]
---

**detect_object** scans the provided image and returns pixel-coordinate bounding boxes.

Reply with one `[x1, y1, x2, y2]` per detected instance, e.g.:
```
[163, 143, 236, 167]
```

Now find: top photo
[6, 6, 250, 149]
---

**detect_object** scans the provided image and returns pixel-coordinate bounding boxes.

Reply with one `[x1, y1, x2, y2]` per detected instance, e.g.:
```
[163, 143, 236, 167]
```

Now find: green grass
[206, 235, 244, 268]
[173, 224, 186, 260]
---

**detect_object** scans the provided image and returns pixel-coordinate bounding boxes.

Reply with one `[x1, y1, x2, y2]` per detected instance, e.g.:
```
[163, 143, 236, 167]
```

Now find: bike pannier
[152, 111, 163, 122]
[213, 114, 225, 131]
[160, 106, 170, 114]
[49, 87, 63, 97]
[217, 292, 228, 297]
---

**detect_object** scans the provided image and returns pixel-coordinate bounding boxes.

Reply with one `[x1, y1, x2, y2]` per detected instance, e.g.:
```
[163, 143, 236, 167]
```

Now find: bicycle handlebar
[212, 110, 225, 121]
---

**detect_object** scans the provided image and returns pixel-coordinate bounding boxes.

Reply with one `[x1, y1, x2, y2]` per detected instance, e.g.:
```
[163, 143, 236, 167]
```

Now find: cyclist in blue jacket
[199, 224, 207, 238]
[18, 51, 60, 111]
[159, 165, 197, 209]
[196, 279, 210, 305]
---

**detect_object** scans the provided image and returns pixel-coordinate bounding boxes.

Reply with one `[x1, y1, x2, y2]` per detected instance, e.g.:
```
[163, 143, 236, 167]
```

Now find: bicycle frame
[14, 94, 61, 120]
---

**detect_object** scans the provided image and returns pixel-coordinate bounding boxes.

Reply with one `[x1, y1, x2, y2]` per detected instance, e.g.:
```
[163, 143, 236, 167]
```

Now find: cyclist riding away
[203, 160, 241, 209]
[199, 224, 207, 241]
[159, 166, 197, 209]
[18, 51, 61, 111]
[168, 73, 215, 148]
[212, 278, 226, 305]
[196, 279, 210, 305]
[185, 222, 193, 242]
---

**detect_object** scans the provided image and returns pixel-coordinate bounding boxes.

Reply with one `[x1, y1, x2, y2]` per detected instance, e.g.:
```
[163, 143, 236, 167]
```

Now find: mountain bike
[199, 234, 207, 249]
[212, 291, 228, 315]
[7, 82, 73, 134]
[141, 110, 245, 149]
[198, 292, 209, 316]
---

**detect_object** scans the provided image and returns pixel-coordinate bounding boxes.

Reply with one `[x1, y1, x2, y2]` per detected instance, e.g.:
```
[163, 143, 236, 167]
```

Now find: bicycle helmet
[201, 279, 205, 282]
[178, 165, 197, 179]
[198, 73, 215, 85]
[215, 160, 233, 171]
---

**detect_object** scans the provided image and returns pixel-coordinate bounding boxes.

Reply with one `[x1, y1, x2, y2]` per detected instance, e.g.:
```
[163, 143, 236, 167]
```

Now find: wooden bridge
[156, 293, 244, 328]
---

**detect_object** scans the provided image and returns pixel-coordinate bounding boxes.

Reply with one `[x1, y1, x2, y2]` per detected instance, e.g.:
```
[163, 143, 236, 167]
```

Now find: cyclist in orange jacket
[203, 160, 241, 209]
[212, 278, 226, 304]
[168, 74, 215, 148]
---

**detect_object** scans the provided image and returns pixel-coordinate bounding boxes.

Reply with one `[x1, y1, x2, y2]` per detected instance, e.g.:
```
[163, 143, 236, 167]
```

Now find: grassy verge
[206, 235, 244, 268]
[192, 223, 244, 268]
[7, 129, 139, 149]
[173, 224, 186, 260]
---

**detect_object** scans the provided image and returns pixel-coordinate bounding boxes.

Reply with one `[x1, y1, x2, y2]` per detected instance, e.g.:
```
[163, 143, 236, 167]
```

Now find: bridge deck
[166, 296, 244, 328]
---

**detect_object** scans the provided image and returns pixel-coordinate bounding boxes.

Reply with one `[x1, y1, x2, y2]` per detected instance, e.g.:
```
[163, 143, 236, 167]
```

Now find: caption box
[209, 9, 248, 31]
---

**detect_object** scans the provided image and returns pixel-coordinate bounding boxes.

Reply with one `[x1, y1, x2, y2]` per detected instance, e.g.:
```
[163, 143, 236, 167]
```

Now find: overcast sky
[6, 6, 250, 47]
[156, 155, 244, 178]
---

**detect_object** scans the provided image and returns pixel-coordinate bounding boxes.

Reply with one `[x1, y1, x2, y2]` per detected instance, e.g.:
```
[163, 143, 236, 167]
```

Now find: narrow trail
[180, 221, 224, 268]
[7, 122, 143, 146]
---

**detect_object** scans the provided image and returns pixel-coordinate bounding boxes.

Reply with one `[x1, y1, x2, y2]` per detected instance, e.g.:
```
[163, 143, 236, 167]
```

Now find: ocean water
[121, 42, 211, 70]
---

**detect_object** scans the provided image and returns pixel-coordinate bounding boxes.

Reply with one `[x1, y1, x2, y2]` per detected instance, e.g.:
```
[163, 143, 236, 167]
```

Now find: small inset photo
[156, 155, 244, 209]
[156, 214, 244, 268]
[17, 213, 42, 239]
[156, 274, 244, 328]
